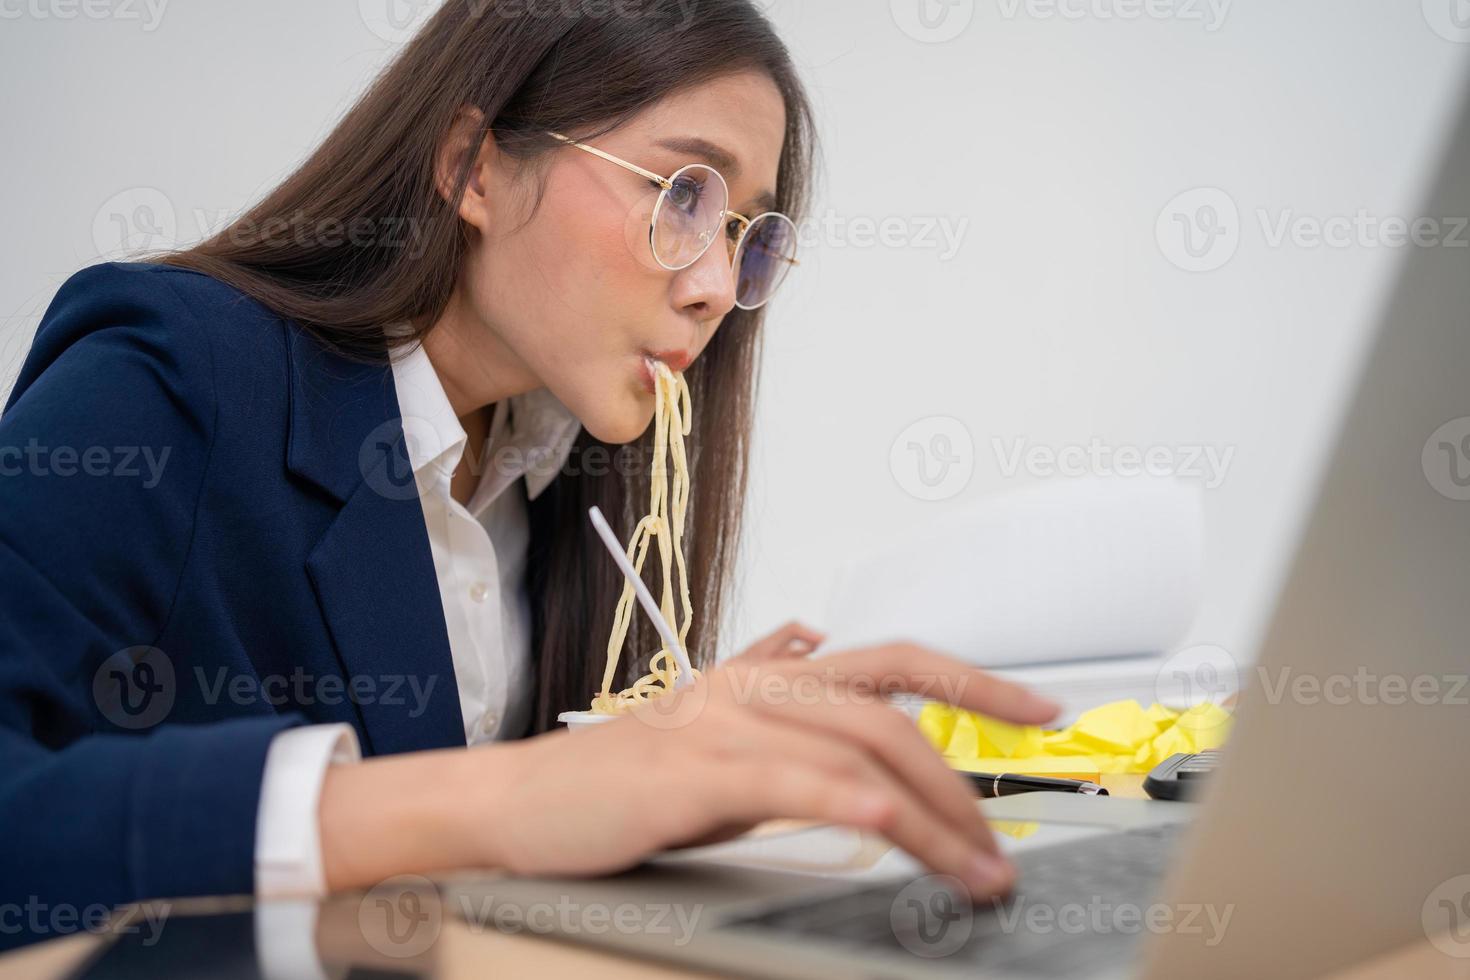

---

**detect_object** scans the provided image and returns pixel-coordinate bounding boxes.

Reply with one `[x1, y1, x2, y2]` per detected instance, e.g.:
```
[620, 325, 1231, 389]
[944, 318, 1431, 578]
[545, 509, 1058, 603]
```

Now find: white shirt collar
[387, 340, 582, 510]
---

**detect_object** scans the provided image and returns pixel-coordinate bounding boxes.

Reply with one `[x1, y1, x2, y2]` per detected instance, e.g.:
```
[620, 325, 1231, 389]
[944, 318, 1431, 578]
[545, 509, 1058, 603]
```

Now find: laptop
[440, 88, 1470, 980]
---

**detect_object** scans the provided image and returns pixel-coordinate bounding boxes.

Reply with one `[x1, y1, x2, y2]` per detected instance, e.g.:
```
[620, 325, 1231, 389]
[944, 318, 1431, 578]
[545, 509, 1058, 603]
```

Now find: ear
[434, 105, 496, 233]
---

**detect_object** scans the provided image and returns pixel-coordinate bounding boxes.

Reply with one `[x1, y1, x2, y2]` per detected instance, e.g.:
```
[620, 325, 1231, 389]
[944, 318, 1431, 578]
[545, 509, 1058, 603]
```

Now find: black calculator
[1143, 750, 1221, 800]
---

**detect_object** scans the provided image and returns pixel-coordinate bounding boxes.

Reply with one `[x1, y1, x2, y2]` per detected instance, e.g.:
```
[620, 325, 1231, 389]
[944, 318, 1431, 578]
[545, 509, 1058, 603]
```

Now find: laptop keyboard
[718, 824, 1184, 977]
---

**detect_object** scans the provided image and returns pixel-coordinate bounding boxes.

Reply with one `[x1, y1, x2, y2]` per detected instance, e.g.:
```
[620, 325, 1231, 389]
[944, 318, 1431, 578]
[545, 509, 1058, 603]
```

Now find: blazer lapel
[285, 326, 465, 755]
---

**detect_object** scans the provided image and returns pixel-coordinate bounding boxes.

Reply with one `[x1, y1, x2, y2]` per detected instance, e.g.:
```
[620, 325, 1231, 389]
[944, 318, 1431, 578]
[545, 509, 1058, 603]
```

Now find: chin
[577, 390, 657, 446]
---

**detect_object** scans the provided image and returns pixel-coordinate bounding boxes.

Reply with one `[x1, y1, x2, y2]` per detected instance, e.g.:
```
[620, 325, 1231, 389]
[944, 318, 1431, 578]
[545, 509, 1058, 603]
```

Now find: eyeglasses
[547, 131, 799, 310]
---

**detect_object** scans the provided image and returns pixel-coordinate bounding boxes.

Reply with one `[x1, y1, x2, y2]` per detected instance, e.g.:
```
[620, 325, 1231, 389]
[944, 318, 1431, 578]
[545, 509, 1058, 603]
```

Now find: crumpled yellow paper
[918, 698, 1232, 775]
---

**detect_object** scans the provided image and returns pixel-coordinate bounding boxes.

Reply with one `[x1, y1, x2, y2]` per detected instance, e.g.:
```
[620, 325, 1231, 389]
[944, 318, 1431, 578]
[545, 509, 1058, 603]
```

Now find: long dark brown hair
[153, 0, 818, 732]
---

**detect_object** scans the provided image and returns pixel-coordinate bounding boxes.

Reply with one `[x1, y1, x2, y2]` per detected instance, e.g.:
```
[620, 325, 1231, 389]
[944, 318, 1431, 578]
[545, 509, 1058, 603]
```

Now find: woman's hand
[319, 629, 1059, 900]
[724, 619, 828, 663]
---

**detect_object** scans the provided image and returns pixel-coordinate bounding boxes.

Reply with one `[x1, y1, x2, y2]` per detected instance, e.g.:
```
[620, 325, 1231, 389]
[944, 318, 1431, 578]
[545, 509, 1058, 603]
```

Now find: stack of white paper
[821, 477, 1208, 723]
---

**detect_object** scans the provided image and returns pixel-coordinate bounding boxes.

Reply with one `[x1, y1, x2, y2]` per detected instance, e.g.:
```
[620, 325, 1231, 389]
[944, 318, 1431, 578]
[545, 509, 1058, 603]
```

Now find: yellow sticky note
[1066, 700, 1161, 754]
[1146, 702, 1180, 726]
[989, 820, 1043, 840]
[1173, 702, 1233, 740]
[947, 711, 984, 759]
[920, 697, 1233, 776]
[974, 714, 1045, 758]
[917, 701, 957, 749]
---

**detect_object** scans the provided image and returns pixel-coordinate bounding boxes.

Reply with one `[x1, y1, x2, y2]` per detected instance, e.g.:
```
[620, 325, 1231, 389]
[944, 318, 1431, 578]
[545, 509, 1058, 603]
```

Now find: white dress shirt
[253, 340, 582, 898]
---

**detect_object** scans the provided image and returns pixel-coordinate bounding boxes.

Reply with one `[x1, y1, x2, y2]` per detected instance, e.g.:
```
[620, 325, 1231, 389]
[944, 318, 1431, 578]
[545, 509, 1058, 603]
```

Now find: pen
[963, 771, 1109, 798]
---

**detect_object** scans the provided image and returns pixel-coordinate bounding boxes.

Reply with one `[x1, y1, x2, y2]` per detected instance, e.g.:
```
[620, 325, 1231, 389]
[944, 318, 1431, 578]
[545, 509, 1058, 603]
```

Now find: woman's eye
[667, 176, 700, 210]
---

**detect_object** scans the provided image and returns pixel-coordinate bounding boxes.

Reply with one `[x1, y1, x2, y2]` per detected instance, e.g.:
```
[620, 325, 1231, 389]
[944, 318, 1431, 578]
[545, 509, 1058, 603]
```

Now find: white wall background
[2, 1, 1467, 668]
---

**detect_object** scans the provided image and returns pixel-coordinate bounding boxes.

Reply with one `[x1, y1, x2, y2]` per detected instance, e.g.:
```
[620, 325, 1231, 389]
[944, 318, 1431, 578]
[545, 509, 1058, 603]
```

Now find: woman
[0, 0, 1058, 946]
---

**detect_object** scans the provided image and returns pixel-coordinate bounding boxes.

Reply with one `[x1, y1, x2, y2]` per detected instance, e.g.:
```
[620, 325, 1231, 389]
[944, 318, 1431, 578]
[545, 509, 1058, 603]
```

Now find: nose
[670, 230, 738, 321]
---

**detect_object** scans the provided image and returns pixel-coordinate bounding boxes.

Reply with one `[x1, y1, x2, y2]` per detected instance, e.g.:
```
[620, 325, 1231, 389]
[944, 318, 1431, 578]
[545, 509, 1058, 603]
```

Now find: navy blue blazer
[0, 262, 470, 948]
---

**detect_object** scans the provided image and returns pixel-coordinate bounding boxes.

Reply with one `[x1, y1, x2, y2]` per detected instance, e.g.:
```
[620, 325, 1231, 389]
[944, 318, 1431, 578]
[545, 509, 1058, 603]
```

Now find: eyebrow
[741, 190, 779, 216]
[655, 136, 778, 215]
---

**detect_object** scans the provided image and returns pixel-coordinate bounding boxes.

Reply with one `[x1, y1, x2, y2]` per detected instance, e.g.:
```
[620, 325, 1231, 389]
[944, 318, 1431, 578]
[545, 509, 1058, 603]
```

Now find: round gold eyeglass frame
[547, 131, 800, 310]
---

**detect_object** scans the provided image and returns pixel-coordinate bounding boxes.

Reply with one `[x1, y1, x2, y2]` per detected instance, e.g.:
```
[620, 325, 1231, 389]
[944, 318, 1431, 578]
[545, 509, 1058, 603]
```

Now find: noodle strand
[590, 361, 698, 713]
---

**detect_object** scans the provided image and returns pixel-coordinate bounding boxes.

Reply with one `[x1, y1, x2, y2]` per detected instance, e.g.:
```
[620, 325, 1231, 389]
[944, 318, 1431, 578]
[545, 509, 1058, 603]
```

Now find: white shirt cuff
[254, 723, 361, 899]
[254, 899, 327, 980]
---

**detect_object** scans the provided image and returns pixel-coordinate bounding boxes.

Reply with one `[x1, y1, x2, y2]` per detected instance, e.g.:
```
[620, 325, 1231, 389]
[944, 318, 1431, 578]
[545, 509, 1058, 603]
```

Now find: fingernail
[967, 853, 1013, 893]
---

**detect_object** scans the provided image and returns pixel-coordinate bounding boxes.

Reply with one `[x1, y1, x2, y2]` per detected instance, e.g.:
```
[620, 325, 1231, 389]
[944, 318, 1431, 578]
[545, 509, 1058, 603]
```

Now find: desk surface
[1, 775, 1453, 980]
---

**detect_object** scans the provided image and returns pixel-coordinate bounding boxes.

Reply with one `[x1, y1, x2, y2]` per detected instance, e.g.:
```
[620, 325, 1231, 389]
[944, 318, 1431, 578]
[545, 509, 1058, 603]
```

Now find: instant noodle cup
[557, 710, 618, 732]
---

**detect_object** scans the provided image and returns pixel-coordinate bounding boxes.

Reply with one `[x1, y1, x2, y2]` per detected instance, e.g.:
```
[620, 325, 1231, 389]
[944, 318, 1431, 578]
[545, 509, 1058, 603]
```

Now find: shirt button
[469, 581, 489, 603]
[478, 714, 498, 736]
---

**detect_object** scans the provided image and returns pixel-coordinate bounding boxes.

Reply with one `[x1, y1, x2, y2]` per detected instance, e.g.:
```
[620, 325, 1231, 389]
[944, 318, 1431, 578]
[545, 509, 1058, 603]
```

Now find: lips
[638, 349, 693, 393]
[645, 349, 692, 372]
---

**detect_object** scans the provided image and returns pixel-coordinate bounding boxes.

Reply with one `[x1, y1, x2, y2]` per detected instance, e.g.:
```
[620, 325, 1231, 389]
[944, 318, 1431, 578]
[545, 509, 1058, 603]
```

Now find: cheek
[483, 182, 665, 443]
[516, 183, 660, 333]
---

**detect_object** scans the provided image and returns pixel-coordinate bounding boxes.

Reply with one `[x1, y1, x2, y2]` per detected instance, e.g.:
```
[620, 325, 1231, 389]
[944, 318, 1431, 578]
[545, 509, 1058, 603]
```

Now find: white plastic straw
[587, 506, 696, 688]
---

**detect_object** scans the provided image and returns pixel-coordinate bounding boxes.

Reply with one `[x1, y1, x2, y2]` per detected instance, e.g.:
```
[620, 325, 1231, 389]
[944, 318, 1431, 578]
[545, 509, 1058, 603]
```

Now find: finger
[751, 695, 996, 853]
[780, 629, 825, 656]
[716, 712, 1004, 876]
[784, 644, 1061, 726]
[733, 620, 827, 663]
[759, 620, 826, 658]
[695, 757, 1014, 898]
[784, 621, 827, 651]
